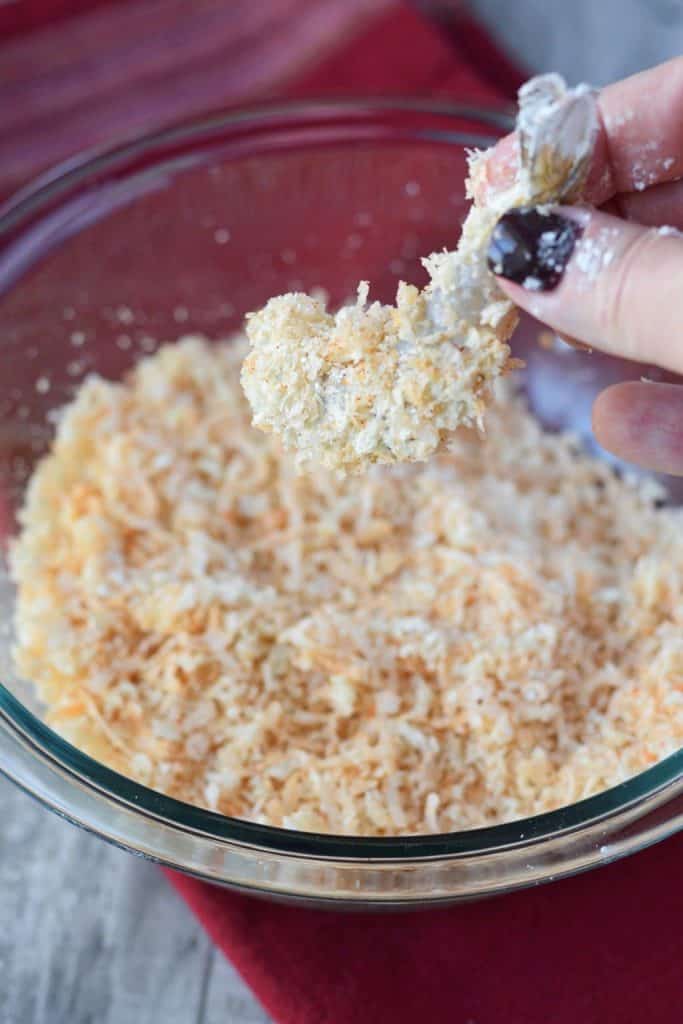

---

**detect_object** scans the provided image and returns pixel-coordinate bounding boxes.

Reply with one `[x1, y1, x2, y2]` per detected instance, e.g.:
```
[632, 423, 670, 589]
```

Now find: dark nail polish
[486, 207, 582, 291]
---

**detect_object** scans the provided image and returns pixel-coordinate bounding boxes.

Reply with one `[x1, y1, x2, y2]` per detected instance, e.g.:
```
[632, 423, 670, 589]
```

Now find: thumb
[487, 206, 683, 374]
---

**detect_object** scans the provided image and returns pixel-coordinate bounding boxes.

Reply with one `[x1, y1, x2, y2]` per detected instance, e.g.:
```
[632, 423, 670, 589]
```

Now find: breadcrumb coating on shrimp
[241, 74, 598, 474]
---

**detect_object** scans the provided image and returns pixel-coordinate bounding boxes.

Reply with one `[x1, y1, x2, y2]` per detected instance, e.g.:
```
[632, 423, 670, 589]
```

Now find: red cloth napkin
[288, 1, 522, 103]
[170, 833, 683, 1024]
[164, 6, 683, 1023]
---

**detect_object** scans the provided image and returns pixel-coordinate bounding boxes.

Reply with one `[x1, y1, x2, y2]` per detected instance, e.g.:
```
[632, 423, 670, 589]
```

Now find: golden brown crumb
[11, 336, 683, 835]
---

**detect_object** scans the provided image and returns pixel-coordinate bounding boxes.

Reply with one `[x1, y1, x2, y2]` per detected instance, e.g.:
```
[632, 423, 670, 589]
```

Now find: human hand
[482, 58, 683, 475]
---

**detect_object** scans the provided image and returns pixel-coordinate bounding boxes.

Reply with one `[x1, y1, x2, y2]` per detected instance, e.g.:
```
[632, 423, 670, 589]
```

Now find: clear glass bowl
[0, 100, 681, 908]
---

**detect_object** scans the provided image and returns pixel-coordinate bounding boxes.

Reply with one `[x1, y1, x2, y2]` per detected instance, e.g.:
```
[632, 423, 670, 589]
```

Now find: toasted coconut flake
[10, 335, 683, 835]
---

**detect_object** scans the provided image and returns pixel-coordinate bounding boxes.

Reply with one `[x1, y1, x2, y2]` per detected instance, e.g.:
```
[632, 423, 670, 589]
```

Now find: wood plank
[0, 777, 231, 1024]
[202, 949, 272, 1024]
[100, 860, 212, 1024]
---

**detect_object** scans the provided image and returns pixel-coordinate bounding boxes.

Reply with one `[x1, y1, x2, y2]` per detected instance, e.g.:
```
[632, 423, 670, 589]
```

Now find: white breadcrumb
[241, 74, 599, 473]
[11, 335, 683, 836]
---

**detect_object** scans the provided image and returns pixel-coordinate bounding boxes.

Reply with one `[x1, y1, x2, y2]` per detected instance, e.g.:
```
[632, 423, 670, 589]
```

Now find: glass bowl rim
[0, 95, 681, 863]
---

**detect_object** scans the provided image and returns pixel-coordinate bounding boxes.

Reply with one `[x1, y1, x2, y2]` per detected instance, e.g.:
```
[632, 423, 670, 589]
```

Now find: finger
[590, 56, 683, 202]
[478, 57, 683, 206]
[487, 205, 683, 374]
[593, 381, 683, 476]
[610, 178, 683, 232]
[471, 133, 517, 204]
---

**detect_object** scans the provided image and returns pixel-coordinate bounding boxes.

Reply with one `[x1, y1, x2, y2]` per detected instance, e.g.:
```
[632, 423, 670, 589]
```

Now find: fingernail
[487, 207, 583, 291]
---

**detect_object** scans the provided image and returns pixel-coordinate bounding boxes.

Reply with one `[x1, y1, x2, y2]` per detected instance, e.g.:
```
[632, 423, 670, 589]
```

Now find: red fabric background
[169, 832, 683, 1024]
[0, 0, 117, 38]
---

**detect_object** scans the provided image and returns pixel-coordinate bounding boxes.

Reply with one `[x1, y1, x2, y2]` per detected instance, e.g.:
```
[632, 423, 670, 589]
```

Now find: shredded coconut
[10, 336, 683, 836]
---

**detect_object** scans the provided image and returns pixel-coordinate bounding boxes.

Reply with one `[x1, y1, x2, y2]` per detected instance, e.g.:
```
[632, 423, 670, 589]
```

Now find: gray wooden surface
[0, 779, 269, 1024]
[3, 3, 682, 1023]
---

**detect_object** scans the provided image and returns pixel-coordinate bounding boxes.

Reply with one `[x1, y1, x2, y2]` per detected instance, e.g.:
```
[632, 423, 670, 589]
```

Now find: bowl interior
[0, 112, 486, 716]
[0, 101, 681, 853]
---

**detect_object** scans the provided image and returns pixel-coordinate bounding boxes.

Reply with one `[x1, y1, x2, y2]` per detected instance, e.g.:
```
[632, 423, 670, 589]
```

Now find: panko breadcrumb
[241, 74, 599, 473]
[11, 335, 683, 835]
